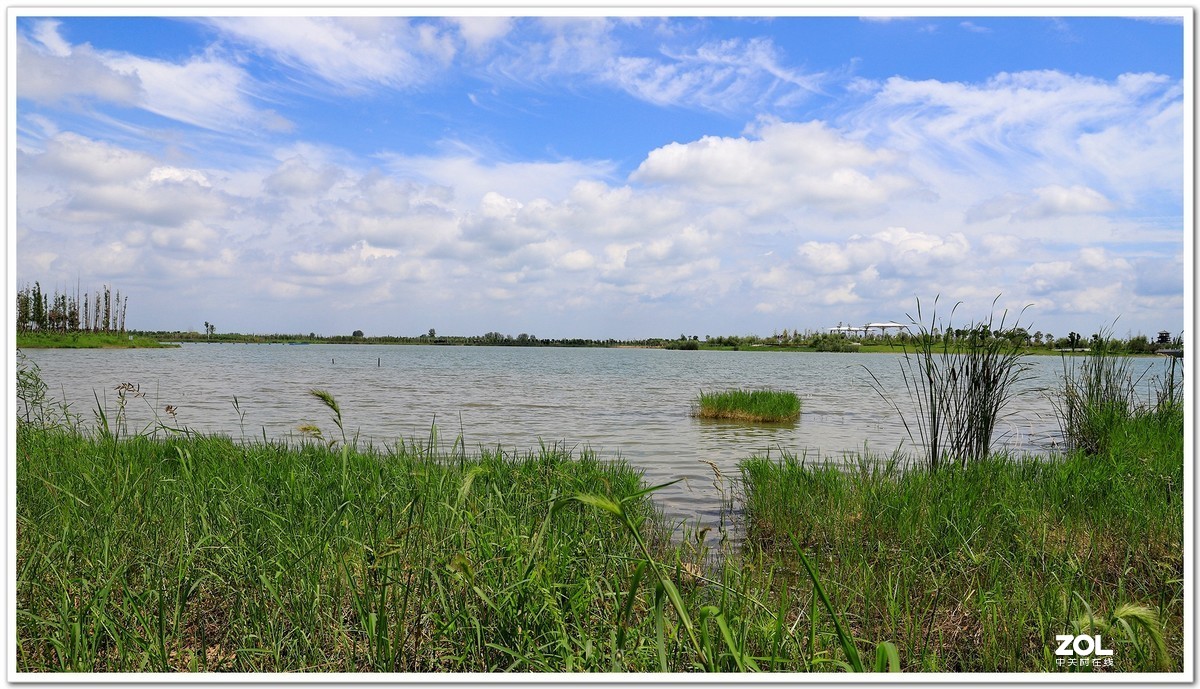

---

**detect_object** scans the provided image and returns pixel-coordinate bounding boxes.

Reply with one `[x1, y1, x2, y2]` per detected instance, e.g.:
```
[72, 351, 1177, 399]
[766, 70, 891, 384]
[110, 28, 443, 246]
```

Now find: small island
[693, 389, 802, 423]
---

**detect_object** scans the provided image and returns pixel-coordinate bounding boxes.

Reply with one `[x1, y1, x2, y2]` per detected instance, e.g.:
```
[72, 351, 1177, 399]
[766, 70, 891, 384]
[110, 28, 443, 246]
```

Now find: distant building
[1157, 330, 1171, 344]
[828, 322, 908, 337]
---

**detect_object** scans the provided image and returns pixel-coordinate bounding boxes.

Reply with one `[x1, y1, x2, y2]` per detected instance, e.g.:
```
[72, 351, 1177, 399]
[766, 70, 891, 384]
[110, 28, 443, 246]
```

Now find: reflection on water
[22, 344, 1171, 535]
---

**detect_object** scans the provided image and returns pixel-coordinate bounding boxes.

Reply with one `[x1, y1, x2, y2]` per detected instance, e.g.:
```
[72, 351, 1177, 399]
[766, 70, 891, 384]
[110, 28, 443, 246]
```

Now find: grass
[739, 403, 1184, 672]
[15, 416, 913, 673]
[693, 389, 802, 423]
[16, 331, 178, 349]
[16, 424, 657, 672]
[1053, 331, 1181, 456]
[866, 296, 1032, 472]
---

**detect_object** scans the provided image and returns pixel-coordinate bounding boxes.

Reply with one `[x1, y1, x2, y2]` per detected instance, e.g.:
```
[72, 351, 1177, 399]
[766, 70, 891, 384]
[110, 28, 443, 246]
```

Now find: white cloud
[21, 134, 226, 229]
[17, 28, 141, 105]
[14, 19, 1183, 339]
[849, 69, 1182, 210]
[27, 132, 156, 183]
[102, 50, 292, 133]
[967, 184, 1115, 222]
[632, 120, 926, 217]
[796, 227, 970, 279]
[610, 37, 825, 112]
[290, 240, 400, 283]
[1022, 247, 1135, 302]
[264, 156, 343, 197]
[450, 17, 514, 52]
[377, 149, 615, 208]
[559, 248, 596, 271]
[18, 21, 291, 135]
[481, 20, 826, 115]
[208, 17, 457, 92]
[959, 21, 991, 33]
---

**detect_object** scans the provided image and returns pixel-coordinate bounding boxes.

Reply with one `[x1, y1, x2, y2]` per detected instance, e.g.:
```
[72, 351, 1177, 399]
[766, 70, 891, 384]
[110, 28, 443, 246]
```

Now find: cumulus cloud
[27, 132, 157, 183]
[966, 184, 1115, 222]
[290, 240, 400, 282]
[264, 156, 343, 197]
[796, 227, 971, 279]
[450, 17, 514, 52]
[558, 248, 596, 271]
[13, 18, 1184, 338]
[632, 120, 927, 217]
[1021, 247, 1134, 303]
[52, 168, 225, 229]
[376, 149, 616, 208]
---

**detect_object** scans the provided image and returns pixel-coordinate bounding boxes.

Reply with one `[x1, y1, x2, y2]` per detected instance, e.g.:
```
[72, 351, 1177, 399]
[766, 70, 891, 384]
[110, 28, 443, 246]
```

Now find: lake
[21, 344, 1160, 533]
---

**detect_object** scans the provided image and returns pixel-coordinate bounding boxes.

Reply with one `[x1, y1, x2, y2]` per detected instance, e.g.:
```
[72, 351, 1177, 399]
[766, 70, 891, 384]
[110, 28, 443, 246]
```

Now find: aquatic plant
[866, 296, 1032, 471]
[693, 389, 802, 423]
[1052, 326, 1181, 455]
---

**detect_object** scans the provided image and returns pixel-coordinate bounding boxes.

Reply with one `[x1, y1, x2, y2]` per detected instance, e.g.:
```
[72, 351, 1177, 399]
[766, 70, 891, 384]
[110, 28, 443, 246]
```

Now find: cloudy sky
[13, 13, 1187, 340]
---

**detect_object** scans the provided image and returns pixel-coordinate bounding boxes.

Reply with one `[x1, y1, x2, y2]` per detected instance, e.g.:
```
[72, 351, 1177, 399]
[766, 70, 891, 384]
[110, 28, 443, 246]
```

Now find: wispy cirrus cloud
[844, 69, 1182, 220]
[205, 17, 459, 93]
[610, 36, 826, 112]
[18, 19, 292, 135]
[478, 19, 828, 115]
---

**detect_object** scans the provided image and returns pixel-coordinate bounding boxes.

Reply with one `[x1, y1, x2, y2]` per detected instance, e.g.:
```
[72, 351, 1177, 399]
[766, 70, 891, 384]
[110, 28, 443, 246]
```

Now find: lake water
[21, 344, 1168, 534]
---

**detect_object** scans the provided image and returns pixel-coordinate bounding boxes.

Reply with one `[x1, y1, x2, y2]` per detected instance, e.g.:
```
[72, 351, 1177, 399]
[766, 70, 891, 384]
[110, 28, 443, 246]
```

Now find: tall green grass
[16, 381, 894, 674]
[1053, 331, 1182, 455]
[693, 389, 802, 423]
[867, 296, 1032, 471]
[740, 406, 1184, 672]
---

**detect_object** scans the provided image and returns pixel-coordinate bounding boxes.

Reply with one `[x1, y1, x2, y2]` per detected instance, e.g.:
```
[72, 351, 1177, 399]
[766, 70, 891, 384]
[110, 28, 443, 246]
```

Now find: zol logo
[1055, 634, 1114, 657]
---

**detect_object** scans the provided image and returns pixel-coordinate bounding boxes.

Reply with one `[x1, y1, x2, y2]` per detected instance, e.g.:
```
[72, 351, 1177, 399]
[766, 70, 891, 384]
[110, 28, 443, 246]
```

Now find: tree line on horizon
[123, 324, 1181, 354]
[16, 282, 128, 334]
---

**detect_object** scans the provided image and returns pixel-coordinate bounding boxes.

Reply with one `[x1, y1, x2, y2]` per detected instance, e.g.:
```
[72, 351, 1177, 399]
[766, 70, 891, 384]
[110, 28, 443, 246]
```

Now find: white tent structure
[827, 322, 910, 336]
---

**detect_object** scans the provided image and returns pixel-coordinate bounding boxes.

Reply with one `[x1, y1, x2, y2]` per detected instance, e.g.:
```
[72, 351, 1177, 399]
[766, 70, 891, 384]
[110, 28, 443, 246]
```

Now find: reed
[1052, 329, 1180, 455]
[693, 389, 801, 423]
[866, 296, 1032, 471]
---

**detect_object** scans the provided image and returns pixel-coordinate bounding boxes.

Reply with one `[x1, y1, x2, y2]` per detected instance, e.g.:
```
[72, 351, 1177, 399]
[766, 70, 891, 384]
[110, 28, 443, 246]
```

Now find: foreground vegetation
[741, 405, 1183, 671]
[15, 404, 1181, 673]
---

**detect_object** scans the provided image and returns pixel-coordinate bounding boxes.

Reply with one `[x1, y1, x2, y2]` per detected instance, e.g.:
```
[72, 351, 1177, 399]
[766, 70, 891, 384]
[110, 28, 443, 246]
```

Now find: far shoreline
[16, 330, 1173, 357]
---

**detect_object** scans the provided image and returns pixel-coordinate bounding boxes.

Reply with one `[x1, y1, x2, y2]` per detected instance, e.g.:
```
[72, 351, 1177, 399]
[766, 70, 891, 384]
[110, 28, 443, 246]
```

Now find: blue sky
[13, 13, 1188, 339]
